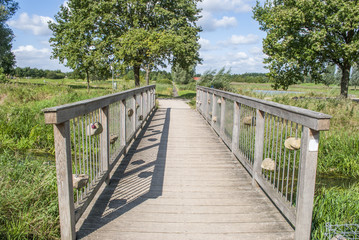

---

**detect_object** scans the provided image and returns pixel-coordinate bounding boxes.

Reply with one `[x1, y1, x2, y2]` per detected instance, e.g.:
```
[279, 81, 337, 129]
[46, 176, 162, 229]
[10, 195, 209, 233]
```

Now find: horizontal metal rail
[43, 85, 156, 240]
[196, 86, 331, 240]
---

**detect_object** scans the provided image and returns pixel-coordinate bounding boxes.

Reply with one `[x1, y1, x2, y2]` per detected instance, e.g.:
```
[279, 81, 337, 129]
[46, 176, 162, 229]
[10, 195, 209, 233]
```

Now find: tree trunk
[134, 64, 140, 87]
[340, 63, 351, 98]
[145, 65, 151, 85]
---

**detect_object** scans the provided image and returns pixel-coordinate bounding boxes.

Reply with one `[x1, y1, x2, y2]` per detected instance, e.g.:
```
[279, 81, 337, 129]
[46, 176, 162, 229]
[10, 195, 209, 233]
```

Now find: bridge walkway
[76, 99, 294, 240]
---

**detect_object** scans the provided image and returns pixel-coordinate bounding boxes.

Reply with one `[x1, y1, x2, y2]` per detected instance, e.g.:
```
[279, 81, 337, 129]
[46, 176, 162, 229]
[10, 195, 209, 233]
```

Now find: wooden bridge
[43, 86, 331, 240]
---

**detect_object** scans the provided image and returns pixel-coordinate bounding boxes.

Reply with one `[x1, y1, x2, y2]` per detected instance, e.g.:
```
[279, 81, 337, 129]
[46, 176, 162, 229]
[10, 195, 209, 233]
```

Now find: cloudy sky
[7, 0, 267, 74]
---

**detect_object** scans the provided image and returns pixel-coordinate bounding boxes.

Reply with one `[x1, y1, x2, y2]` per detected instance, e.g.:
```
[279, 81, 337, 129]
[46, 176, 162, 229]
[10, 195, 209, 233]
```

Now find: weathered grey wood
[120, 99, 126, 153]
[43, 85, 155, 124]
[197, 86, 331, 131]
[100, 106, 109, 177]
[220, 97, 226, 137]
[53, 121, 76, 240]
[295, 127, 319, 240]
[132, 94, 136, 137]
[76, 99, 294, 240]
[231, 102, 240, 152]
[255, 176, 296, 225]
[253, 110, 265, 187]
[211, 93, 217, 127]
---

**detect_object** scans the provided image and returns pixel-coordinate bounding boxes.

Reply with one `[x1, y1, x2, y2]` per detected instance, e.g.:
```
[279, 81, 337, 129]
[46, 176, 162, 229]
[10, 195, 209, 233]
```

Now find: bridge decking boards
[76, 99, 294, 240]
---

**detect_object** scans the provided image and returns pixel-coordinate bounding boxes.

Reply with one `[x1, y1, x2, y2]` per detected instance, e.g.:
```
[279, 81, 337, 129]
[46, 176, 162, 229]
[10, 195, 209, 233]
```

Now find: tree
[102, 0, 202, 87]
[0, 0, 18, 75]
[49, 0, 111, 91]
[198, 67, 232, 90]
[253, 0, 359, 98]
[50, 0, 202, 88]
[172, 64, 195, 84]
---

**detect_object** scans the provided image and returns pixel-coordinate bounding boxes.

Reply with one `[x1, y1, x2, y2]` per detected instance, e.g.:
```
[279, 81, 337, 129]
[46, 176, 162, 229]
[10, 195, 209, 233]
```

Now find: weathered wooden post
[120, 99, 126, 153]
[132, 94, 137, 137]
[231, 102, 240, 152]
[253, 110, 265, 187]
[100, 106, 109, 181]
[295, 127, 320, 240]
[220, 97, 226, 137]
[211, 93, 217, 127]
[53, 121, 76, 240]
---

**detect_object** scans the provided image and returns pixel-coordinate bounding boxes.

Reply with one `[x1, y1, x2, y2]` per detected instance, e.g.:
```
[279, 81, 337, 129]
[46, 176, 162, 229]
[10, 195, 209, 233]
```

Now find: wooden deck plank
[76, 99, 294, 240]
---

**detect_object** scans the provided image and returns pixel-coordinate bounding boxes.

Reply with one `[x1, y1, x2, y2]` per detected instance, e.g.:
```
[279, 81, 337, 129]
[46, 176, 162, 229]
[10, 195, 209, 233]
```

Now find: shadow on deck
[76, 99, 294, 240]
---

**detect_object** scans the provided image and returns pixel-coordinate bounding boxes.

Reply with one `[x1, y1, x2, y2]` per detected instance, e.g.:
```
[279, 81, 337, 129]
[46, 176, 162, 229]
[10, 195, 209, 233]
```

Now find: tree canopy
[253, 0, 359, 98]
[0, 0, 18, 75]
[50, 0, 202, 87]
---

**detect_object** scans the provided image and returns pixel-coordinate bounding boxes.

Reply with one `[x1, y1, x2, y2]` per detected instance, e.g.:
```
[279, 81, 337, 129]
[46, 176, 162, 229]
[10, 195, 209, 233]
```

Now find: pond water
[253, 90, 304, 95]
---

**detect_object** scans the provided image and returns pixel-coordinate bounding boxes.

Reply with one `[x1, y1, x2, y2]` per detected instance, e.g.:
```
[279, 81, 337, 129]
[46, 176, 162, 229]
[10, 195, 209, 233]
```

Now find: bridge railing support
[196, 86, 331, 240]
[43, 85, 156, 240]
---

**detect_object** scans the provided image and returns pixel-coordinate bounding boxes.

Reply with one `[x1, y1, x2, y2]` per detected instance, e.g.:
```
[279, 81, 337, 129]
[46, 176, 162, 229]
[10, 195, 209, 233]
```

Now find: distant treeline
[229, 73, 269, 83]
[13, 67, 67, 79]
[12, 66, 271, 85]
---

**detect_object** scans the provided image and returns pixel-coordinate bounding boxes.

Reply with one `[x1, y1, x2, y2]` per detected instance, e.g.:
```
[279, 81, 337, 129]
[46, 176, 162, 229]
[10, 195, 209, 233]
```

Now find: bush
[0, 68, 8, 83]
[156, 78, 172, 84]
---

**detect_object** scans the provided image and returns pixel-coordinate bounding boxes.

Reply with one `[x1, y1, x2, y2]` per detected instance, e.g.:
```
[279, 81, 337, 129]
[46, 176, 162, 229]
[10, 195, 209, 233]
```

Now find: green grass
[0, 78, 138, 239]
[155, 83, 173, 98]
[1, 79, 358, 239]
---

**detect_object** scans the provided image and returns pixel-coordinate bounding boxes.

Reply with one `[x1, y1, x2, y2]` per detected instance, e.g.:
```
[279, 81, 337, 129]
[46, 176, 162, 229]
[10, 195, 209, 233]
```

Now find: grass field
[0, 78, 357, 239]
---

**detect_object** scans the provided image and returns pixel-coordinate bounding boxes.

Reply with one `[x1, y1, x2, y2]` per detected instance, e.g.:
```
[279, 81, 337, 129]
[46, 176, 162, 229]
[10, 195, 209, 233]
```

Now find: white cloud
[198, 11, 237, 32]
[63, 0, 69, 8]
[199, 0, 252, 13]
[249, 46, 263, 54]
[7, 13, 53, 36]
[233, 52, 249, 59]
[199, 38, 215, 51]
[229, 34, 260, 45]
[13, 45, 69, 71]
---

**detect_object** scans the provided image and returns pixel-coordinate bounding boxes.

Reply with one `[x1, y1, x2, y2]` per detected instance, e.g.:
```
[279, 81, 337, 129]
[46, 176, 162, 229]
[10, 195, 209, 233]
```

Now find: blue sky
[7, 0, 267, 74]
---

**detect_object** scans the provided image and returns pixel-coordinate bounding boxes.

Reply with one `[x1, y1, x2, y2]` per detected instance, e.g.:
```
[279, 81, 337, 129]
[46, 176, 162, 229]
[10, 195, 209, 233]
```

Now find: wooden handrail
[197, 86, 331, 131]
[44, 85, 156, 240]
[43, 85, 155, 124]
[196, 86, 331, 240]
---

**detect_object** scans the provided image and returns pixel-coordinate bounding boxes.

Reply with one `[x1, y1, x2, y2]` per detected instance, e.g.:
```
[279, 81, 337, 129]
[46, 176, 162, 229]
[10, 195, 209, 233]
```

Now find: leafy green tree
[253, 0, 359, 98]
[0, 0, 18, 75]
[171, 65, 195, 84]
[50, 0, 202, 88]
[198, 67, 232, 90]
[49, 0, 111, 91]
[102, 0, 202, 86]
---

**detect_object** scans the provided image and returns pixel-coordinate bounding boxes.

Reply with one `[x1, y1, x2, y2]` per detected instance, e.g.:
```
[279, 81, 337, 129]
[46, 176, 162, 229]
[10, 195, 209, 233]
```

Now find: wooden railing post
[211, 93, 217, 127]
[253, 109, 265, 186]
[231, 102, 240, 152]
[132, 94, 137, 135]
[147, 90, 151, 114]
[295, 127, 320, 240]
[100, 106, 109, 180]
[220, 97, 226, 136]
[153, 88, 156, 109]
[120, 99, 126, 153]
[53, 121, 76, 240]
[140, 92, 143, 126]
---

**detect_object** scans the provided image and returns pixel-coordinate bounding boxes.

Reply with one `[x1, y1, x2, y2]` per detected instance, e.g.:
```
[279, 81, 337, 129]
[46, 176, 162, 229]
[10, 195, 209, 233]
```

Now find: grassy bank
[231, 82, 359, 238]
[1, 79, 357, 239]
[0, 79, 134, 239]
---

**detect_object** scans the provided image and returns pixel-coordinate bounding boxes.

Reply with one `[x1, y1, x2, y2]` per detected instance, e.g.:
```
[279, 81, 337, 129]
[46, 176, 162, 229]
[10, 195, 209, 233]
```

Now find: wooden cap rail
[197, 86, 331, 131]
[197, 86, 331, 240]
[43, 85, 155, 124]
